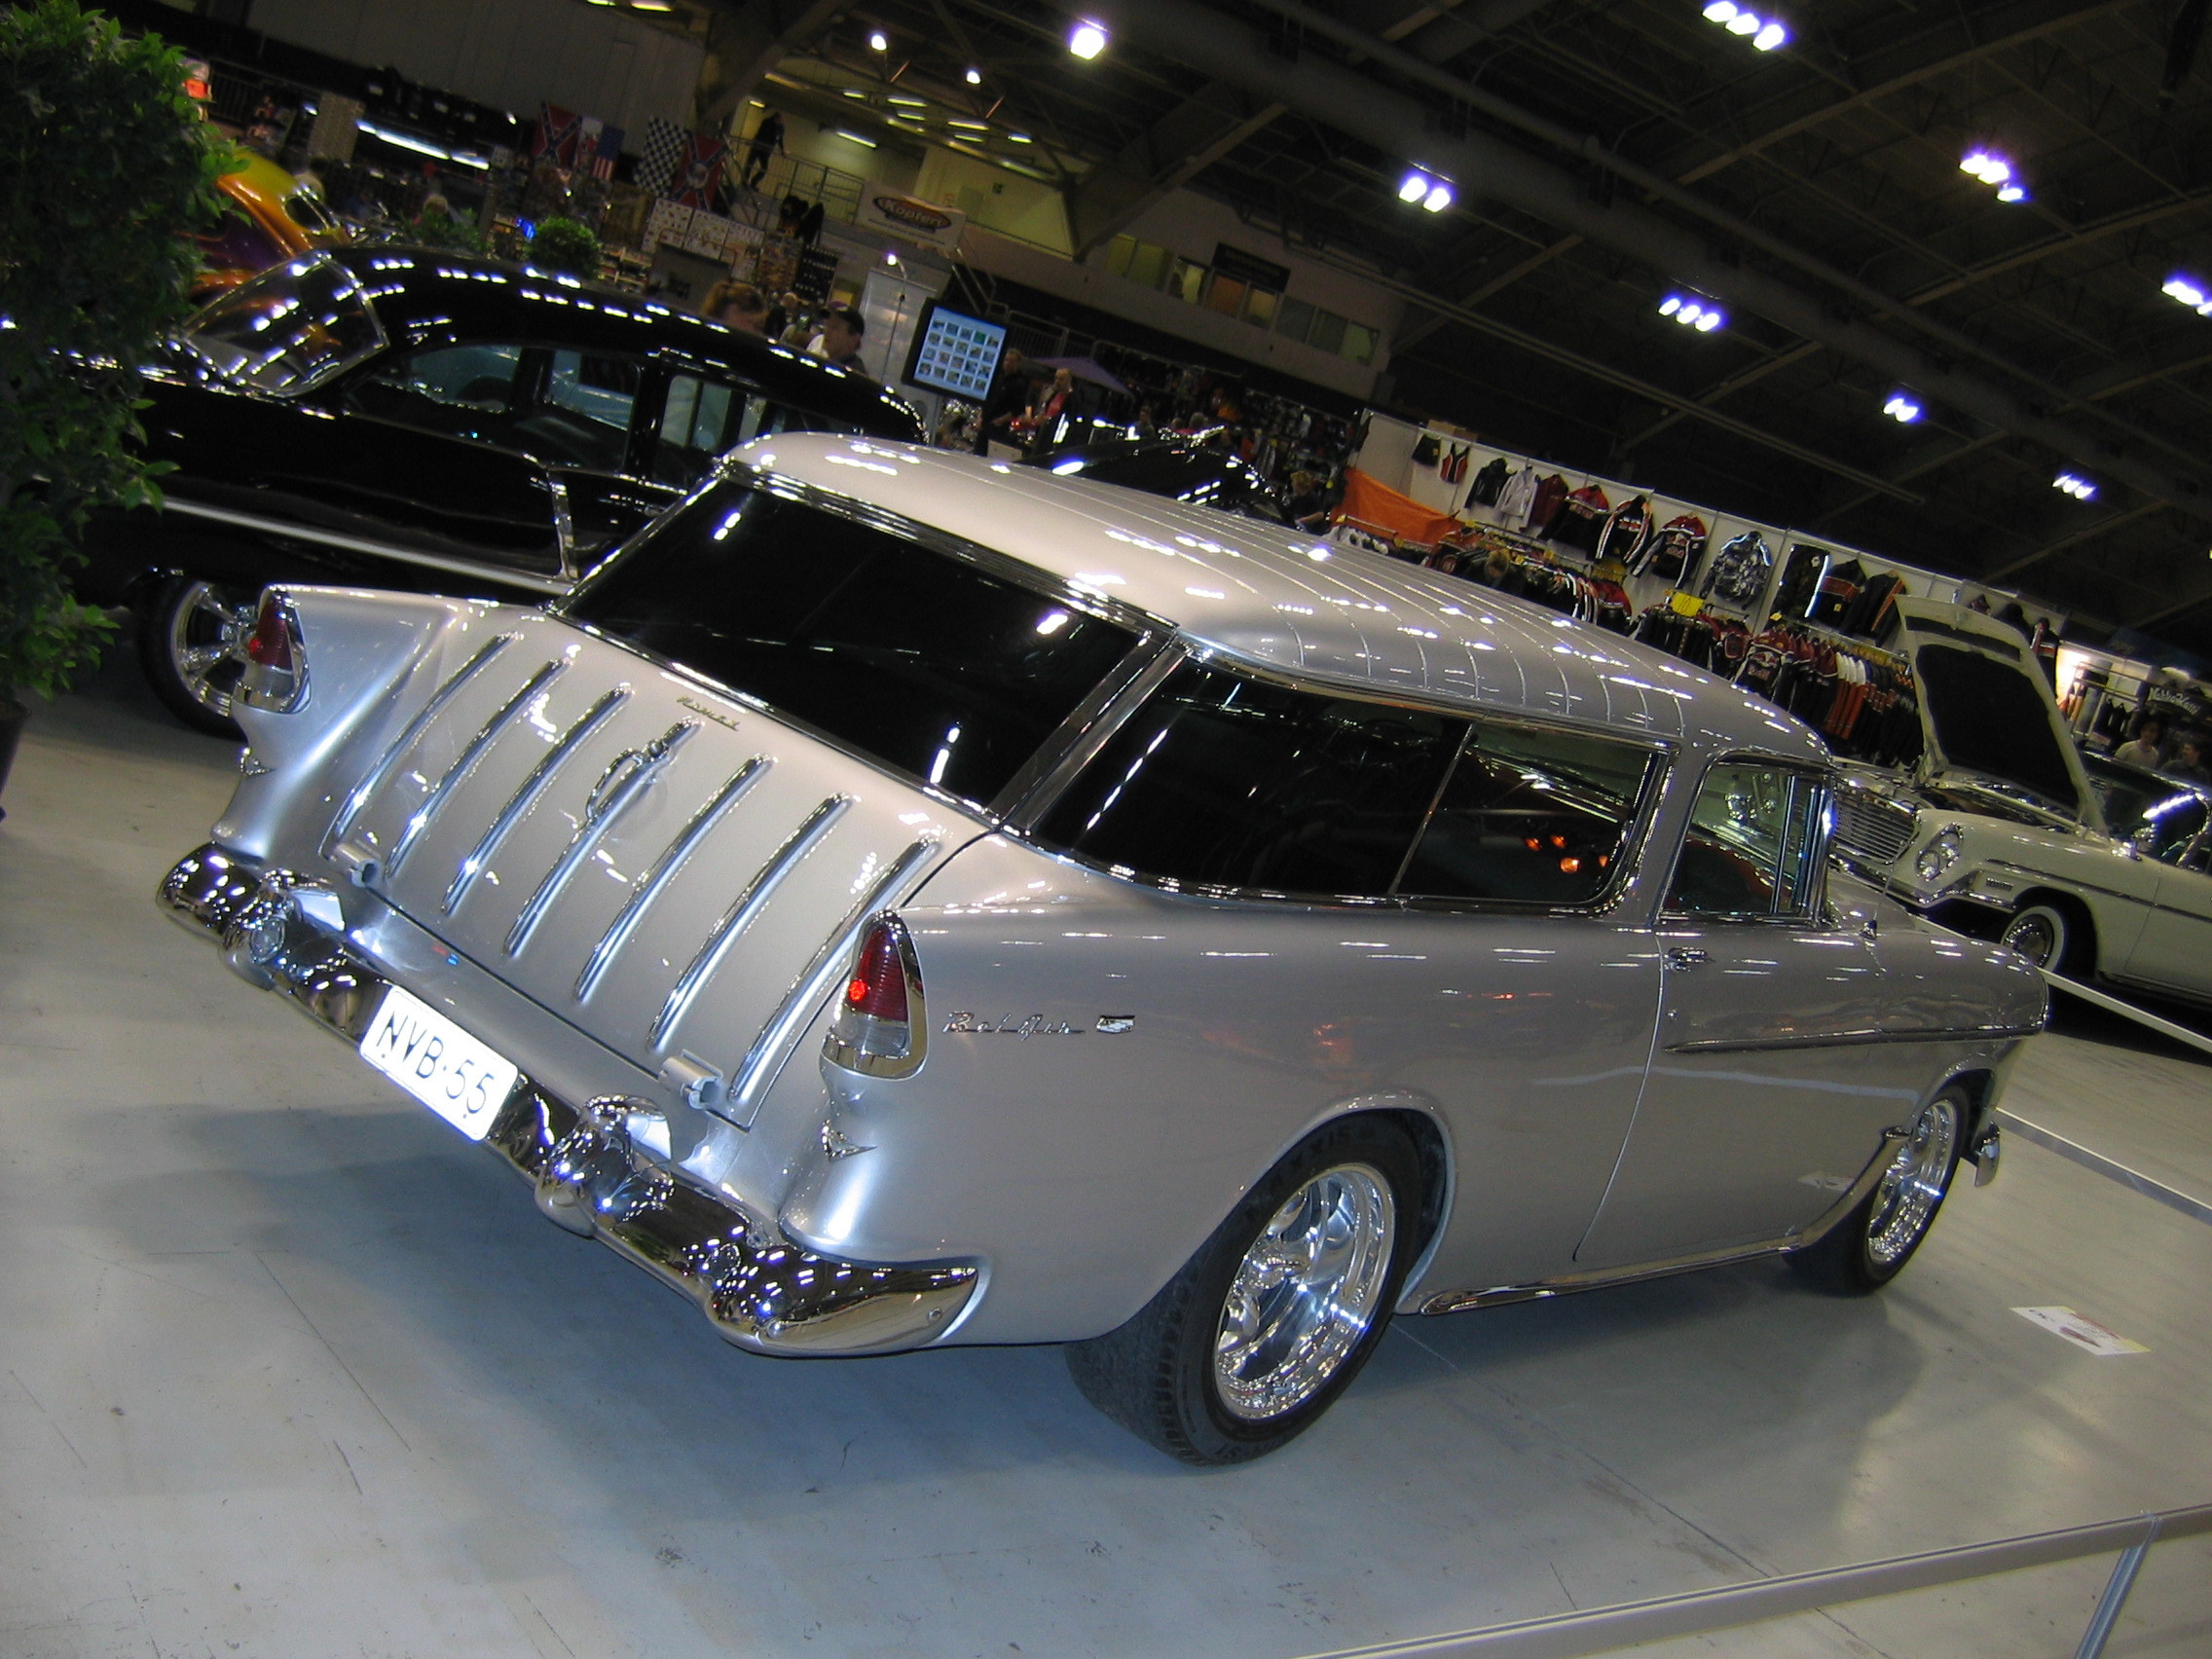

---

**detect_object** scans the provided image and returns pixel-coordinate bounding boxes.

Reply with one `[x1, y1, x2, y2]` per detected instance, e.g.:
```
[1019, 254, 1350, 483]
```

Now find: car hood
[1885, 598, 2100, 831]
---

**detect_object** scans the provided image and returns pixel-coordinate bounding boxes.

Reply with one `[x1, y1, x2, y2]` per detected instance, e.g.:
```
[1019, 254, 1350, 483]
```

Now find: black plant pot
[0, 696, 25, 824]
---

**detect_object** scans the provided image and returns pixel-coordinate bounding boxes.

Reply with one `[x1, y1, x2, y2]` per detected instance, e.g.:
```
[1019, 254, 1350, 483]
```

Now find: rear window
[566, 486, 1136, 808]
[1033, 661, 1657, 904]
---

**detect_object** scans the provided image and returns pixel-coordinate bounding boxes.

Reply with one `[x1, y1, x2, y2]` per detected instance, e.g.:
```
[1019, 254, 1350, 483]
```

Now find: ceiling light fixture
[832, 129, 879, 148]
[1007, 131, 1032, 143]
[2053, 471, 2097, 500]
[965, 67, 982, 85]
[1423, 182, 1454, 212]
[1398, 170, 1428, 203]
[1659, 291, 1726, 331]
[1399, 167, 1453, 209]
[1068, 19, 1108, 58]
[1704, 5, 1787, 52]
[867, 29, 889, 51]
[1882, 391, 1923, 424]
[2162, 275, 2212, 314]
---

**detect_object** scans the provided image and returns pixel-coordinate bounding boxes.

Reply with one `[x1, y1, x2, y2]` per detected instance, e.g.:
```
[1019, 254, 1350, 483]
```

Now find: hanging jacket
[1641, 513, 1708, 583]
[1526, 473, 1569, 537]
[1547, 483, 1611, 553]
[1468, 457, 1511, 506]
[1495, 466, 1538, 524]
[1412, 432, 1441, 467]
[1773, 542, 1828, 618]
[1700, 530, 1772, 608]
[1596, 495, 1654, 568]
[1440, 444, 1471, 485]
[1838, 570, 1904, 637]
[1807, 557, 1867, 627]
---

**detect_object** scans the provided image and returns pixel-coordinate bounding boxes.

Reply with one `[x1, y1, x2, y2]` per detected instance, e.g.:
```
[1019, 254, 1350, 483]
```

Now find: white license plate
[358, 985, 519, 1142]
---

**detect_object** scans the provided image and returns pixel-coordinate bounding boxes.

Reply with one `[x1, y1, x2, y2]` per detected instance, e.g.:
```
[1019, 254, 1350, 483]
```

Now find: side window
[1667, 761, 1829, 919]
[348, 343, 528, 446]
[1399, 722, 1658, 905]
[547, 350, 640, 432]
[1033, 662, 1467, 899]
[653, 373, 741, 485]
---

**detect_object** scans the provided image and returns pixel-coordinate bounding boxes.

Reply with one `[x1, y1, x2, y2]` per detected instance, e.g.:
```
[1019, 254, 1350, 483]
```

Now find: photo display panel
[903, 302, 1008, 401]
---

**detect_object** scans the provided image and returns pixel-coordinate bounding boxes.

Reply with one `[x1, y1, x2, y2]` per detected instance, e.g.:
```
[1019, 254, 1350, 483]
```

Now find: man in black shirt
[975, 346, 1030, 455]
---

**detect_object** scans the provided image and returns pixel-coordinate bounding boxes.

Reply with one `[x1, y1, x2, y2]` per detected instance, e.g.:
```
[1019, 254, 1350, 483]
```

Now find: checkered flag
[637, 118, 686, 196]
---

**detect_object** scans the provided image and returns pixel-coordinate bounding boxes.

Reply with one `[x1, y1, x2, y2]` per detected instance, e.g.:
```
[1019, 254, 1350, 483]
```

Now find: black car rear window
[565, 485, 1136, 808]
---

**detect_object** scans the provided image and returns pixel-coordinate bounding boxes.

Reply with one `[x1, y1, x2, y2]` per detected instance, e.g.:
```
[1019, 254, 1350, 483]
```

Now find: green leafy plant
[530, 215, 602, 278]
[0, 2, 227, 704]
[410, 206, 487, 256]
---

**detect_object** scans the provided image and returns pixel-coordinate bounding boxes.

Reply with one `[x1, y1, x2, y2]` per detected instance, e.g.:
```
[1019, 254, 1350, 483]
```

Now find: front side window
[182, 254, 386, 394]
[348, 342, 528, 443]
[566, 486, 1137, 808]
[1667, 761, 1829, 919]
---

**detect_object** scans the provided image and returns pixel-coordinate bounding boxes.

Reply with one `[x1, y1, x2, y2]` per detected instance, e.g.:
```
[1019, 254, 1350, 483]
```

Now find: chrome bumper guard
[158, 843, 978, 1356]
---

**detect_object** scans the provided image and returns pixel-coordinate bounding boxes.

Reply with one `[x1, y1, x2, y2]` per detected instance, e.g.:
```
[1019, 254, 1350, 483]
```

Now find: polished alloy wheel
[166, 580, 255, 720]
[1214, 1161, 1395, 1421]
[1865, 1097, 1961, 1268]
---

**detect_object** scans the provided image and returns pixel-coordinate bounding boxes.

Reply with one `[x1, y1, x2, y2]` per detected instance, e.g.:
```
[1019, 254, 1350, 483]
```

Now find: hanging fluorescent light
[867, 29, 889, 51]
[965, 67, 982, 85]
[1703, 0, 1739, 18]
[1659, 291, 1725, 330]
[832, 129, 879, 148]
[1752, 20, 1788, 49]
[1068, 19, 1108, 58]
[1995, 183, 2028, 203]
[1398, 170, 1429, 203]
[2053, 471, 2097, 499]
[2162, 275, 2212, 314]
[1423, 181, 1454, 212]
[1882, 391, 1923, 424]
[1658, 294, 1682, 315]
[1960, 150, 2012, 184]
[1007, 131, 1032, 143]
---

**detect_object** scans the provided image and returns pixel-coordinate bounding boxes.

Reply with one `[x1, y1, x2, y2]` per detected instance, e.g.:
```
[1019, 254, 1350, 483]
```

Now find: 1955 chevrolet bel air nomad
[161, 435, 2044, 1463]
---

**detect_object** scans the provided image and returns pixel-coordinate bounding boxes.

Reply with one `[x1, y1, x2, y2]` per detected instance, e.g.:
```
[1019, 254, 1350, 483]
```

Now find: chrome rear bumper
[159, 843, 977, 1356]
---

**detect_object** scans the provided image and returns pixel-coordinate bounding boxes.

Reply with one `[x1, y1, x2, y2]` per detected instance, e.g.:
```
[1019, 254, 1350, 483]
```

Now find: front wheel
[2001, 902, 2083, 978]
[1065, 1116, 1421, 1465]
[1789, 1088, 1965, 1295]
[139, 575, 254, 738]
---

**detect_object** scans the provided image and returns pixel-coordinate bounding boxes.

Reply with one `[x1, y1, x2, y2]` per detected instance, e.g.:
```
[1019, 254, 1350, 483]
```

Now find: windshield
[181, 255, 386, 394]
[2083, 756, 2209, 860]
[1913, 644, 2085, 820]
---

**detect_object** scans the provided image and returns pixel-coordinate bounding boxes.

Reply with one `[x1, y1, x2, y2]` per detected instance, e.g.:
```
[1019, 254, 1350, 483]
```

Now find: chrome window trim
[1657, 753, 1839, 929]
[166, 498, 570, 595]
[1006, 643, 1677, 920]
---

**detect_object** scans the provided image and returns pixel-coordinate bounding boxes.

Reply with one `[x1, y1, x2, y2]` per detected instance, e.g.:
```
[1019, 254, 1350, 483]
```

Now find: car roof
[746, 433, 1826, 759]
[326, 247, 921, 440]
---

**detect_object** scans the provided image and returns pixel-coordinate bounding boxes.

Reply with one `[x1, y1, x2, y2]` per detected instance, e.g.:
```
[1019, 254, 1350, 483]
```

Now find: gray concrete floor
[3, 653, 2209, 1659]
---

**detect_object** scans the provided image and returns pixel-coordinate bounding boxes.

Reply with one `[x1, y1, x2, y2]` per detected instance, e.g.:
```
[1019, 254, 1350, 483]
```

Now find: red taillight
[827, 915, 924, 1077]
[243, 593, 294, 671]
[845, 922, 910, 1022]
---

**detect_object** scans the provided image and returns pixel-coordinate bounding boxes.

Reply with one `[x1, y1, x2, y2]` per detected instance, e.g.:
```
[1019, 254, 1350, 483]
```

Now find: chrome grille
[1832, 788, 1919, 868]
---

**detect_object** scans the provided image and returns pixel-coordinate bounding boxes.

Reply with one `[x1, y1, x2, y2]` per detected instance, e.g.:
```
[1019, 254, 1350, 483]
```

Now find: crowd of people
[699, 278, 866, 371]
[2114, 714, 2210, 785]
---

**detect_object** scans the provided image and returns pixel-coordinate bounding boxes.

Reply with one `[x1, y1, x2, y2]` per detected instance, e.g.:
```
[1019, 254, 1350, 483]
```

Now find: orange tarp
[1333, 468, 1460, 548]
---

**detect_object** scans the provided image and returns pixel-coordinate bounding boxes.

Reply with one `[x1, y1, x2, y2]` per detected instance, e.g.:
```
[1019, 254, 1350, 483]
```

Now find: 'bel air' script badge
[943, 1013, 1135, 1037]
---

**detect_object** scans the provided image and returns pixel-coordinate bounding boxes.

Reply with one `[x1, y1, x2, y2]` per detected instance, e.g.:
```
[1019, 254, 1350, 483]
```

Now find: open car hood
[1882, 599, 2100, 830]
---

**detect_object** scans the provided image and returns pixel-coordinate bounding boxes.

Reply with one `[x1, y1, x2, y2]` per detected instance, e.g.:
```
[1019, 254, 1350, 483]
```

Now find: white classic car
[161, 438, 2041, 1463]
[1828, 602, 2212, 1008]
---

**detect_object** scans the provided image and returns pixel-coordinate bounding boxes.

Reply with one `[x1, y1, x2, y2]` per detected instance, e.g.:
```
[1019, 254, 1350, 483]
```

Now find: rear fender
[214, 588, 512, 862]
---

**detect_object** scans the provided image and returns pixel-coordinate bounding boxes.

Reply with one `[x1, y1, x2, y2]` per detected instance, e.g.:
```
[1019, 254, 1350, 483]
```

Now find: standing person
[741, 109, 785, 192]
[2169, 730, 2210, 786]
[763, 288, 800, 339]
[778, 298, 815, 349]
[975, 346, 1027, 455]
[2115, 715, 2168, 770]
[701, 278, 768, 335]
[808, 302, 867, 372]
[1024, 366, 1074, 455]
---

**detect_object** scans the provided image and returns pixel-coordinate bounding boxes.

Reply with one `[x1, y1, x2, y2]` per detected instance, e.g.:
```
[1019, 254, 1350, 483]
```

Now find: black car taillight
[824, 914, 925, 1078]
[237, 589, 308, 714]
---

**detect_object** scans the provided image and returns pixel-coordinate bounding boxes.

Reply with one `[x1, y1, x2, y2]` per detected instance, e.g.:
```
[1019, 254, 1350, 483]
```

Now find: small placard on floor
[2012, 1306, 2149, 1356]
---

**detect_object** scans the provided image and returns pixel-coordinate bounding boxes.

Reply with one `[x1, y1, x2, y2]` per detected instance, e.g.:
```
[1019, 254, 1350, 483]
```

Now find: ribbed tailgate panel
[326, 615, 954, 1104]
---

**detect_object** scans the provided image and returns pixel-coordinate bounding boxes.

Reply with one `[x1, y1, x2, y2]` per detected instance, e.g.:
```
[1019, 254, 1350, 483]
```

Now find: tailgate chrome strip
[506, 720, 698, 958]
[387, 659, 565, 878]
[575, 756, 770, 1004]
[722, 836, 940, 1124]
[652, 793, 851, 1047]
[322, 634, 516, 858]
[444, 686, 629, 914]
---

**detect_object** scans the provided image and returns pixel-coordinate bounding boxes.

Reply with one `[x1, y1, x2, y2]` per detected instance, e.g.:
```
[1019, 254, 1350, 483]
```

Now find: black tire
[1788, 1088, 1967, 1296]
[1065, 1115, 1422, 1465]
[2001, 900, 2088, 978]
[138, 574, 253, 738]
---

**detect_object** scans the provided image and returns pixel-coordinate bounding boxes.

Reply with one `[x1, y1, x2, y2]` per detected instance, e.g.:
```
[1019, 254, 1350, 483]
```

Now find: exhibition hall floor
[4, 661, 2208, 1659]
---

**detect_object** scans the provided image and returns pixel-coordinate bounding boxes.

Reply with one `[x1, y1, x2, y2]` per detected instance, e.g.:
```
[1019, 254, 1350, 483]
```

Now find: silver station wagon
[162, 435, 2044, 1463]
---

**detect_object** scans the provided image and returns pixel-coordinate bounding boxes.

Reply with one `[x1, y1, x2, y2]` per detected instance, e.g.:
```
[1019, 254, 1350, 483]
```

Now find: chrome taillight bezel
[236, 589, 310, 714]
[824, 912, 927, 1079]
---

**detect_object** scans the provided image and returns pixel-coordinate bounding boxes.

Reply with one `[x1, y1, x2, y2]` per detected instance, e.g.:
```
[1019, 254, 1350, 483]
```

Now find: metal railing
[1290, 1502, 2212, 1659]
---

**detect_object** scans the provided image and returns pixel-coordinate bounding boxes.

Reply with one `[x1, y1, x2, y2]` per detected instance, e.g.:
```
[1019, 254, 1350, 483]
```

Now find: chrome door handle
[1664, 947, 1711, 970]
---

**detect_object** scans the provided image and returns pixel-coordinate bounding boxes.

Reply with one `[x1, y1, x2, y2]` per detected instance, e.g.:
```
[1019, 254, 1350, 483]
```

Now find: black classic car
[1024, 437, 1292, 525]
[82, 249, 922, 733]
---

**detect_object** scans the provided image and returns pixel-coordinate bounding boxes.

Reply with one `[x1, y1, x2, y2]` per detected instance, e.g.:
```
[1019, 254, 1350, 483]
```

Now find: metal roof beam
[694, 0, 843, 130]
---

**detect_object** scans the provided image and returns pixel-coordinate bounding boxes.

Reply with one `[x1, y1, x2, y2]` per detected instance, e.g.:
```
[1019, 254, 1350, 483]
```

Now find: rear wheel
[140, 575, 252, 738]
[1065, 1116, 1420, 1465]
[1789, 1088, 1965, 1295]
